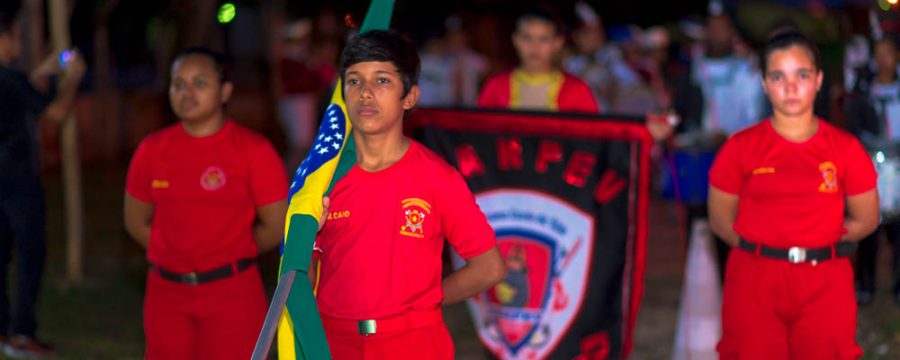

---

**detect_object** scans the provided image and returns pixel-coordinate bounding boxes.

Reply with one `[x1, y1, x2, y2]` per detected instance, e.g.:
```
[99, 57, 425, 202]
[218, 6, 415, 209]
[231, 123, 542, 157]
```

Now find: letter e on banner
[564, 151, 596, 188]
[535, 140, 563, 173]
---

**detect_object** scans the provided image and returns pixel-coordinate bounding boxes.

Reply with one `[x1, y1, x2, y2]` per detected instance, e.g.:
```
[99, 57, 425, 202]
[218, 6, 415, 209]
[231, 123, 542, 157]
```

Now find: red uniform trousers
[143, 265, 267, 360]
[717, 249, 863, 360]
[321, 308, 454, 360]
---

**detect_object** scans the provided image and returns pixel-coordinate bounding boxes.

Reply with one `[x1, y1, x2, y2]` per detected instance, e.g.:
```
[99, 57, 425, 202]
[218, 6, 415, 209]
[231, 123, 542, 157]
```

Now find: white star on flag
[319, 148, 329, 154]
[334, 133, 343, 140]
[324, 136, 333, 142]
[332, 143, 340, 150]
[330, 124, 339, 130]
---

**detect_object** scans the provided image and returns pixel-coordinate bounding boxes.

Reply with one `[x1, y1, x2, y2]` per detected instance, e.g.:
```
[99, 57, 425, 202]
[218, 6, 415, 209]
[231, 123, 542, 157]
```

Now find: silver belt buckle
[183, 272, 199, 285]
[358, 319, 376, 336]
[787, 247, 807, 264]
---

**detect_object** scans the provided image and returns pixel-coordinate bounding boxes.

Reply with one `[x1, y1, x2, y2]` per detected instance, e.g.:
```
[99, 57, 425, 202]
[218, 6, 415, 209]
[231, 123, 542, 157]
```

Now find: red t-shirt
[126, 121, 288, 272]
[477, 70, 600, 113]
[709, 120, 876, 248]
[315, 140, 496, 320]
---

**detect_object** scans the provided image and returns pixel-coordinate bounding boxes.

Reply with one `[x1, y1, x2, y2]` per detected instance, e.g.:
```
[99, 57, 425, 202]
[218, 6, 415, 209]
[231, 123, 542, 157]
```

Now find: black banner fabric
[408, 108, 651, 360]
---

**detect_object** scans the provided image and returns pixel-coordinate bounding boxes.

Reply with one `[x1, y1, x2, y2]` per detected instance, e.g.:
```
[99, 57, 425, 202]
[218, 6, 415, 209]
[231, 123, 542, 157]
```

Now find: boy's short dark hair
[516, 5, 564, 36]
[172, 47, 230, 83]
[0, 0, 20, 35]
[339, 29, 420, 97]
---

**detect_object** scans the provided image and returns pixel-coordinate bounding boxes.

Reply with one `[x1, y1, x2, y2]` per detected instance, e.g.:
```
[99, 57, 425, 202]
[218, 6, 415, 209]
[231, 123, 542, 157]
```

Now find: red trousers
[143, 266, 267, 360]
[321, 309, 454, 359]
[718, 249, 863, 360]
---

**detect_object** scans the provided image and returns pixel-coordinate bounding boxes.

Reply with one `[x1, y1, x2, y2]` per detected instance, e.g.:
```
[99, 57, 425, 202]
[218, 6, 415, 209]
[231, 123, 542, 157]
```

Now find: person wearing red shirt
[124, 48, 288, 360]
[708, 32, 878, 359]
[309, 30, 506, 359]
[477, 6, 599, 113]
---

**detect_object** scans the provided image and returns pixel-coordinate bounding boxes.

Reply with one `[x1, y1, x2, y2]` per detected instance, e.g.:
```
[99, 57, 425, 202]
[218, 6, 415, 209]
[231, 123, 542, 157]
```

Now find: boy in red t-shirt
[309, 30, 505, 359]
[124, 48, 288, 360]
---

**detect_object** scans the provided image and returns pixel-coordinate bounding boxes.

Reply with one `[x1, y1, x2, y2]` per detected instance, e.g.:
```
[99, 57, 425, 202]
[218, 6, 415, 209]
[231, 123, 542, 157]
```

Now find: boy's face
[513, 18, 563, 71]
[169, 55, 232, 124]
[343, 60, 418, 136]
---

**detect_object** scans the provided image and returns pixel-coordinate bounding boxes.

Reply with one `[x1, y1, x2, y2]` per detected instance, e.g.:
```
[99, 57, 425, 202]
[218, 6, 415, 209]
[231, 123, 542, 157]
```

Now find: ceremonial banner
[409, 108, 650, 360]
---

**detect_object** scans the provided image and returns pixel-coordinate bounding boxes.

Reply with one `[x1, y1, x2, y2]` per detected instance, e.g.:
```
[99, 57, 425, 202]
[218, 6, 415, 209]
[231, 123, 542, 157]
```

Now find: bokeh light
[217, 3, 236, 24]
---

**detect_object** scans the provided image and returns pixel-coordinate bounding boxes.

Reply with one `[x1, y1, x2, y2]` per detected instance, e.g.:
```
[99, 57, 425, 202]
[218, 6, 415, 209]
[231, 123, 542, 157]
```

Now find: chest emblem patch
[818, 161, 838, 193]
[200, 166, 227, 191]
[400, 198, 432, 238]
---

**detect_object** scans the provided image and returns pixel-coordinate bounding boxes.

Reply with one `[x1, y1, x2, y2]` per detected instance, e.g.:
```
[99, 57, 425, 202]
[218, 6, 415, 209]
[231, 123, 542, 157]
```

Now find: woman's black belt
[738, 238, 857, 264]
[150, 258, 256, 285]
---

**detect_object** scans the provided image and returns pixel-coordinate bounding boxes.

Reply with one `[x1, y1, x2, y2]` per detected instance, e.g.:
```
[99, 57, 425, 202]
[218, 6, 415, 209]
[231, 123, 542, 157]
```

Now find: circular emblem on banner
[200, 166, 227, 191]
[453, 189, 594, 359]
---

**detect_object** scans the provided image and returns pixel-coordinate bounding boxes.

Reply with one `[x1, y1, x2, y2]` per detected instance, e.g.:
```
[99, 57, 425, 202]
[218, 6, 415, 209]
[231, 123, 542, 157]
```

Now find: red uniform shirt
[477, 70, 600, 113]
[126, 121, 288, 272]
[709, 119, 876, 248]
[315, 140, 495, 320]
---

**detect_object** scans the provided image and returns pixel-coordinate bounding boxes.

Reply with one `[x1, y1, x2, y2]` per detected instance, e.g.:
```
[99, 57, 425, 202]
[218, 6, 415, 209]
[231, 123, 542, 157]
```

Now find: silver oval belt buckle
[788, 247, 807, 264]
[358, 319, 377, 336]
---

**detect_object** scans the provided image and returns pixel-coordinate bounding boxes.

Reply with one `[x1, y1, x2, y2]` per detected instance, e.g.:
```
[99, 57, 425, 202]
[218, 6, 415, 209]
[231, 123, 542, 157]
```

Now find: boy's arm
[441, 246, 505, 305]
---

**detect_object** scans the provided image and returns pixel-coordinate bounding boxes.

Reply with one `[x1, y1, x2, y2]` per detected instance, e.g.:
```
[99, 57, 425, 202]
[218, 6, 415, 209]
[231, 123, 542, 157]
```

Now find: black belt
[738, 238, 856, 264]
[151, 258, 256, 285]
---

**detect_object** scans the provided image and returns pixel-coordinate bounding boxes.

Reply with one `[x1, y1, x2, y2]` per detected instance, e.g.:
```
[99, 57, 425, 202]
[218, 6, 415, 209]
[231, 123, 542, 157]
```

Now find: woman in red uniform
[708, 31, 879, 359]
[124, 48, 288, 359]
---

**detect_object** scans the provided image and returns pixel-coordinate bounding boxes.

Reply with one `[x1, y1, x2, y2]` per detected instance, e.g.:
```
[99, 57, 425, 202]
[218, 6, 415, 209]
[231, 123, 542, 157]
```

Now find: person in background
[418, 16, 488, 108]
[478, 5, 599, 113]
[277, 18, 325, 169]
[0, 1, 85, 357]
[671, 5, 765, 282]
[562, 1, 619, 110]
[844, 34, 900, 306]
[124, 47, 288, 360]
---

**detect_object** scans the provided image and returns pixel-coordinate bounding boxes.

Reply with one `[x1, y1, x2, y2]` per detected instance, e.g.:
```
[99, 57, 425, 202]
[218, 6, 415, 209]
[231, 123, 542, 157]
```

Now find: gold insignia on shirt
[752, 167, 775, 175]
[200, 166, 227, 191]
[400, 198, 431, 238]
[818, 161, 838, 193]
[151, 179, 170, 189]
[326, 210, 350, 220]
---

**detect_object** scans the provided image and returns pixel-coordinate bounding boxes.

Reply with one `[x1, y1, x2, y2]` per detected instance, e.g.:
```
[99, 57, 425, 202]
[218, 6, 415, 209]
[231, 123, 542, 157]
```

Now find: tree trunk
[48, 0, 84, 283]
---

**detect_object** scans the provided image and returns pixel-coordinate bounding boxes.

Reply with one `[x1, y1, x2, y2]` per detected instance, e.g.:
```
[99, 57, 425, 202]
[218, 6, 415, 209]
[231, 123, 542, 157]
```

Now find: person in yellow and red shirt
[309, 30, 506, 359]
[478, 6, 599, 113]
[124, 48, 288, 360]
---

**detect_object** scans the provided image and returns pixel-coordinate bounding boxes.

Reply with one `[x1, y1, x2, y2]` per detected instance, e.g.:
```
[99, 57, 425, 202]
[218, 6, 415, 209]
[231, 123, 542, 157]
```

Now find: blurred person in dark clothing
[844, 35, 900, 306]
[0, 1, 85, 357]
[670, 6, 764, 284]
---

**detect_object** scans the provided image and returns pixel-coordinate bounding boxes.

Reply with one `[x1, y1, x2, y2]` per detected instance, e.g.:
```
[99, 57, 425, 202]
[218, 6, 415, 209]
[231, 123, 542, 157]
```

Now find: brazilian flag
[277, 1, 395, 359]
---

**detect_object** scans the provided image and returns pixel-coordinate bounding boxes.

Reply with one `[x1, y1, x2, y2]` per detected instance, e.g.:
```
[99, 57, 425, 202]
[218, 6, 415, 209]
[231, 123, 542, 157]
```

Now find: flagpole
[252, 270, 297, 360]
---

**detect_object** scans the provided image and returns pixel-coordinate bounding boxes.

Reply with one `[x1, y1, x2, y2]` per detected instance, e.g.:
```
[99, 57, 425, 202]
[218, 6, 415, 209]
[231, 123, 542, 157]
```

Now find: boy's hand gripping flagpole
[251, 1, 395, 359]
